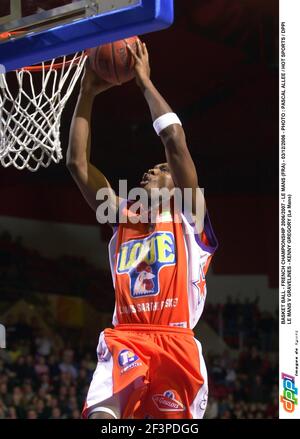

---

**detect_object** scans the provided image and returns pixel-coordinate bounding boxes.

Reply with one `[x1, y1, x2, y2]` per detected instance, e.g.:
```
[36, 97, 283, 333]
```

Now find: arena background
[0, 0, 279, 419]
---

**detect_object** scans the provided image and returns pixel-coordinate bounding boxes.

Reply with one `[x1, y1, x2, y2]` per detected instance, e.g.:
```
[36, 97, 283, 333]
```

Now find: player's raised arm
[67, 63, 121, 219]
[127, 41, 205, 226]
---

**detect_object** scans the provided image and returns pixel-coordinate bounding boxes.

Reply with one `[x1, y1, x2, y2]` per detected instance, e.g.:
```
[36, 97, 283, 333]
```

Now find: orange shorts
[82, 324, 208, 419]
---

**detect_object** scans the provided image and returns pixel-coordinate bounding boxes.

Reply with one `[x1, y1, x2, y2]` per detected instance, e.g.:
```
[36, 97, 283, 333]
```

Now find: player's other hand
[80, 60, 117, 96]
[127, 39, 151, 89]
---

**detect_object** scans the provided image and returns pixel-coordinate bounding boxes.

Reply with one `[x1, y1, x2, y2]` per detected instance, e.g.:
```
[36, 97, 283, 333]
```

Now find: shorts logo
[118, 349, 142, 374]
[199, 391, 208, 411]
[152, 390, 185, 412]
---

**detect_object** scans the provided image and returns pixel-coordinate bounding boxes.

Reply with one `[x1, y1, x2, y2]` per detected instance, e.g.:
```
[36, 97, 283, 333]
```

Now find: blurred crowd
[0, 328, 95, 419]
[204, 296, 278, 351]
[0, 231, 113, 308]
[205, 348, 278, 418]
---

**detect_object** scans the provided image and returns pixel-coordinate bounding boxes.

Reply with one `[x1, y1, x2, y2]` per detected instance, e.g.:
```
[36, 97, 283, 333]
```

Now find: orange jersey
[108, 201, 218, 329]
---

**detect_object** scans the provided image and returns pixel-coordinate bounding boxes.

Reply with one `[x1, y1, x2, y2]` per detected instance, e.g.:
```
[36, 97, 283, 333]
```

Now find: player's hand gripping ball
[87, 36, 140, 85]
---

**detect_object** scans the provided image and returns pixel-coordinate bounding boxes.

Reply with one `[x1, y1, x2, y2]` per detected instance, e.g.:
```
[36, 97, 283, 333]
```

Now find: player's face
[140, 163, 174, 192]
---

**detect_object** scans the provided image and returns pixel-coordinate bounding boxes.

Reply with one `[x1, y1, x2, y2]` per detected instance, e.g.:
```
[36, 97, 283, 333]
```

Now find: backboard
[0, 0, 174, 72]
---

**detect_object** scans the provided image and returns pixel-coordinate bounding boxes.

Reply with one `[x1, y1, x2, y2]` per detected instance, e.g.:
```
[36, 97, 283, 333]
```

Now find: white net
[0, 52, 87, 171]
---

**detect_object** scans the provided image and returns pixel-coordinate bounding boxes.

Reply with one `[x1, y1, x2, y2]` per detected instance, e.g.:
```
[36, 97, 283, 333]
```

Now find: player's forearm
[140, 79, 186, 143]
[67, 90, 94, 168]
[140, 79, 199, 194]
[140, 79, 173, 120]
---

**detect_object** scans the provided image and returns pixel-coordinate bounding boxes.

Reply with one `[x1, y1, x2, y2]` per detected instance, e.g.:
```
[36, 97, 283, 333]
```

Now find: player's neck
[139, 198, 173, 223]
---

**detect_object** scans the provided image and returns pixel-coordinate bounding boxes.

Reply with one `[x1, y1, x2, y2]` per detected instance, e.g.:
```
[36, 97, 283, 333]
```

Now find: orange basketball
[88, 36, 139, 84]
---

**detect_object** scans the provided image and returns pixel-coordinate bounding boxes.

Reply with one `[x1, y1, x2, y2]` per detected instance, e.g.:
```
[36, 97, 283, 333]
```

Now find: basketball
[88, 36, 139, 85]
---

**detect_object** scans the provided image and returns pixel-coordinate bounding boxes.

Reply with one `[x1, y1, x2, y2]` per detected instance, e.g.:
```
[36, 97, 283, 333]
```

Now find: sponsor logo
[169, 322, 187, 328]
[118, 349, 142, 374]
[117, 232, 176, 298]
[199, 391, 208, 411]
[280, 372, 298, 413]
[152, 390, 185, 412]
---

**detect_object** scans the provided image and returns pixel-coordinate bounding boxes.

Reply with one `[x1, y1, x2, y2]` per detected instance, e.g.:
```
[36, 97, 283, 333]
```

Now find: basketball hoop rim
[0, 31, 86, 72]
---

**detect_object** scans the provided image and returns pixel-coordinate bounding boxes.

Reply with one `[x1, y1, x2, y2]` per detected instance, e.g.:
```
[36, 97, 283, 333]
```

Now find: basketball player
[67, 40, 218, 419]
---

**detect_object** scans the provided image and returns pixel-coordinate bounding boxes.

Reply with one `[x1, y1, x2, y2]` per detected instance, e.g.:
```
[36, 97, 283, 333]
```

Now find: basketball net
[0, 49, 87, 171]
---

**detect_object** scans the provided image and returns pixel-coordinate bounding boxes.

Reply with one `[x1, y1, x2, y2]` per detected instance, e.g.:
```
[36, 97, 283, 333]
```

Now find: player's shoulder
[180, 209, 218, 255]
